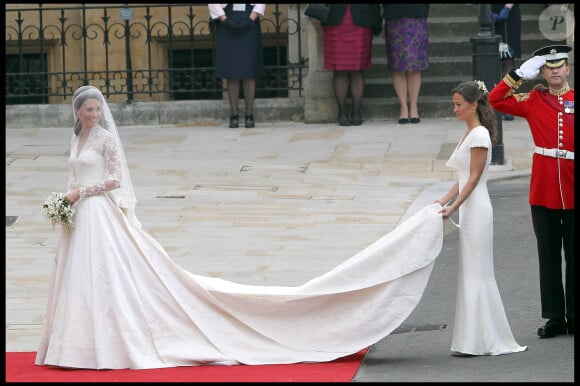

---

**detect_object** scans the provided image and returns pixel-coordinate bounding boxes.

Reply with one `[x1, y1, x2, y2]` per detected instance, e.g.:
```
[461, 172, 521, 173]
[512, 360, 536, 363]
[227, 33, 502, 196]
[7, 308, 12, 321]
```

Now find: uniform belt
[534, 146, 575, 160]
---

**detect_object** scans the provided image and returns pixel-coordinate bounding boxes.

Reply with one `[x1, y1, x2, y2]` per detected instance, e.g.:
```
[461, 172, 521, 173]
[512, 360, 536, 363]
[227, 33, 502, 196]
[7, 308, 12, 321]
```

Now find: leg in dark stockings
[350, 70, 364, 125]
[242, 78, 256, 127]
[227, 79, 241, 116]
[333, 71, 350, 126]
[228, 79, 240, 129]
[242, 78, 256, 117]
[227, 79, 241, 128]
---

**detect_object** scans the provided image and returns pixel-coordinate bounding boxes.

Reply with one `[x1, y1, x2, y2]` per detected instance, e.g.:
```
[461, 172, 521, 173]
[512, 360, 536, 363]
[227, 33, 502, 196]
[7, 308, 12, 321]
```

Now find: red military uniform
[490, 45, 574, 337]
[488, 75, 574, 210]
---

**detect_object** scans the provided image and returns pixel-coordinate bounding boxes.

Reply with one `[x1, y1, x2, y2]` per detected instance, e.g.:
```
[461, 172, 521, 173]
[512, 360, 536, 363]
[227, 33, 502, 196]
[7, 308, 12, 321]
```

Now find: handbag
[499, 42, 514, 60]
[304, 3, 330, 23]
[497, 21, 514, 60]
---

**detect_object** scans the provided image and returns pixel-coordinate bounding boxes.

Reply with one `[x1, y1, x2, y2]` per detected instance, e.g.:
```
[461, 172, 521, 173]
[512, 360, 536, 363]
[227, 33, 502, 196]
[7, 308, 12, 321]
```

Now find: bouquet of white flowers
[42, 192, 74, 233]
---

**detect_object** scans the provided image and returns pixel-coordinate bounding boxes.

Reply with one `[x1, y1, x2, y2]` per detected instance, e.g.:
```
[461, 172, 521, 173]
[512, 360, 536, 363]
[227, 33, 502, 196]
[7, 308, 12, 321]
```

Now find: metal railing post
[471, 4, 504, 165]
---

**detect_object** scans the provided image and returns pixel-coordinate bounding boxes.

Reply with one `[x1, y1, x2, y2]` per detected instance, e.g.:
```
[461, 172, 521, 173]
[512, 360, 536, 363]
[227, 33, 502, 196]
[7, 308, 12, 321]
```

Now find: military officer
[488, 44, 574, 339]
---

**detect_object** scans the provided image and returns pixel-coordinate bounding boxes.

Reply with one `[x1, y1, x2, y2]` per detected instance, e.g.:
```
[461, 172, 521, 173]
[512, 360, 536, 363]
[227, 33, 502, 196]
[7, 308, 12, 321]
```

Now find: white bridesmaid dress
[445, 125, 527, 356]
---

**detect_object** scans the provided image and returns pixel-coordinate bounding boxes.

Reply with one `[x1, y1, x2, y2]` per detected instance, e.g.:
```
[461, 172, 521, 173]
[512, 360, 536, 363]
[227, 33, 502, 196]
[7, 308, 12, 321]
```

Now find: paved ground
[5, 116, 573, 381]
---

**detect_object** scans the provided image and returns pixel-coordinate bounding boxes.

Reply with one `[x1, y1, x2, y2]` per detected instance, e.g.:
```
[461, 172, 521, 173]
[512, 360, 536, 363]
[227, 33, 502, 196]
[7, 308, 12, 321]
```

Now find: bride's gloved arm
[79, 134, 122, 199]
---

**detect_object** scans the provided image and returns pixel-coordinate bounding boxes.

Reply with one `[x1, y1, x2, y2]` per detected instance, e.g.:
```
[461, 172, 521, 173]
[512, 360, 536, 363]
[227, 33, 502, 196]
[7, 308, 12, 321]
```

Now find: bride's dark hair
[72, 87, 107, 136]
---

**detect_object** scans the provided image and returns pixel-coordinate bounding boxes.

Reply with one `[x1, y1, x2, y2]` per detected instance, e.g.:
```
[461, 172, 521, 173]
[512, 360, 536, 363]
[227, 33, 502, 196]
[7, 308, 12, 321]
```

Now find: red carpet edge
[6, 349, 368, 383]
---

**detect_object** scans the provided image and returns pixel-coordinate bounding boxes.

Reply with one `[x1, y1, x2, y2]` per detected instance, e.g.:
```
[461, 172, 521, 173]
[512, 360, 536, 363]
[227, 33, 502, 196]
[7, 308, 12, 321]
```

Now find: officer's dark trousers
[531, 205, 575, 321]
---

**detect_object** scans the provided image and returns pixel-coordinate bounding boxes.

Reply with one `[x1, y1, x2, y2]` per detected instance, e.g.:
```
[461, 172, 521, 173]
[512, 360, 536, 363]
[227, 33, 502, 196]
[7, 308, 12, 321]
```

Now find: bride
[35, 86, 446, 370]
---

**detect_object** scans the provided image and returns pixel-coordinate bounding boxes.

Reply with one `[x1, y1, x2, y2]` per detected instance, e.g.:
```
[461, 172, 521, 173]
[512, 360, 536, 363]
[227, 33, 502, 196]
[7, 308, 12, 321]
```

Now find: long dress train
[35, 124, 446, 369]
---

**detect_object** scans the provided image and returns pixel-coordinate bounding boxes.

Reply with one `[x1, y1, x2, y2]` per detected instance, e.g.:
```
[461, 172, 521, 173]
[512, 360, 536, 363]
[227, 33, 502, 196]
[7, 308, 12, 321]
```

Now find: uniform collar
[548, 83, 571, 96]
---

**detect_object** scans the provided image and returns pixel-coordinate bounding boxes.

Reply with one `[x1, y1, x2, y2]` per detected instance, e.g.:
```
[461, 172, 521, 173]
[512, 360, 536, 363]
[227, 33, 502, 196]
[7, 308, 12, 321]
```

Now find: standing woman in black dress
[209, 4, 266, 128]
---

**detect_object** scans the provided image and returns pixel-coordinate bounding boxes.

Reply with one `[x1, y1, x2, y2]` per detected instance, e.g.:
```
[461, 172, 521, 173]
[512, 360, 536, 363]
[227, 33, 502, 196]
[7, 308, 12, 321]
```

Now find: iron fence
[5, 4, 307, 104]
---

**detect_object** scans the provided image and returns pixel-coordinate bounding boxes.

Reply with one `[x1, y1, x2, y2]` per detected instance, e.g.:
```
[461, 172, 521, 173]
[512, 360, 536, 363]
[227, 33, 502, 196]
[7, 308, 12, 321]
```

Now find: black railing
[5, 4, 307, 104]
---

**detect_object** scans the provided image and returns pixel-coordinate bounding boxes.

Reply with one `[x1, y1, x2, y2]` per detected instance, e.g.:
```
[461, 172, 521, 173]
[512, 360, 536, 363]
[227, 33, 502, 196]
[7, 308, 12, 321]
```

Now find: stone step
[371, 33, 565, 60]
[365, 76, 467, 99]
[360, 96, 456, 120]
[366, 57, 473, 80]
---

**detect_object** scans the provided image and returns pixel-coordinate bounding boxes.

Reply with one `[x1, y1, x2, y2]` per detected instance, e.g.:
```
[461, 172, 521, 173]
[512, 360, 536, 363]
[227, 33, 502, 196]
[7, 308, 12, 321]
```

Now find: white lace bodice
[67, 125, 121, 199]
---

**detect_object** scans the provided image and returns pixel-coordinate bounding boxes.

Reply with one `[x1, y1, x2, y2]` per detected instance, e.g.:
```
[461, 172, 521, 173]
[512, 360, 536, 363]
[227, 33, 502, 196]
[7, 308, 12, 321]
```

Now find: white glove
[515, 56, 546, 80]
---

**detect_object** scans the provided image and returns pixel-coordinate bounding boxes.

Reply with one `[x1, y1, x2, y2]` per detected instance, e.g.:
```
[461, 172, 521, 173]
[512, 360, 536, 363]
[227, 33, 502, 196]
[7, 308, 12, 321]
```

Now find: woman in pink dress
[322, 4, 382, 126]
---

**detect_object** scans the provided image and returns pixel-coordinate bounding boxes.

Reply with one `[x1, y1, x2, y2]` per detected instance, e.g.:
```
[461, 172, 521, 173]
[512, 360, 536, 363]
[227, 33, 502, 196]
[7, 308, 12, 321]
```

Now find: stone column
[303, 19, 335, 123]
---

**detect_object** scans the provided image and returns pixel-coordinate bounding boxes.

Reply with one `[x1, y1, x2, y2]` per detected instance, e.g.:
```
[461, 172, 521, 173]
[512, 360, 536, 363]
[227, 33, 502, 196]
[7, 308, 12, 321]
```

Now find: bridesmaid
[436, 80, 527, 356]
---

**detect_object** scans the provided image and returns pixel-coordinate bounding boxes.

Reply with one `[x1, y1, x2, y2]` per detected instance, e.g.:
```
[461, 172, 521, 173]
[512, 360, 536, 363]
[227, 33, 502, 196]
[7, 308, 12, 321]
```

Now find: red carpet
[6, 350, 368, 383]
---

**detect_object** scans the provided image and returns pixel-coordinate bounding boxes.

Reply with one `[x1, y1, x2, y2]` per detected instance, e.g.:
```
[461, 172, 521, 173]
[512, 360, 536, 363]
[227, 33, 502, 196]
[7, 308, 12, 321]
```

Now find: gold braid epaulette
[504, 72, 525, 89]
[502, 73, 525, 98]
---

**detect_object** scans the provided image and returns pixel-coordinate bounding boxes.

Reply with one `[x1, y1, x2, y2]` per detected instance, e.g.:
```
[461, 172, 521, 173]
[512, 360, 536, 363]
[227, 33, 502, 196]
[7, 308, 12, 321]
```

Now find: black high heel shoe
[229, 114, 239, 128]
[351, 112, 362, 126]
[338, 112, 350, 126]
[245, 115, 255, 128]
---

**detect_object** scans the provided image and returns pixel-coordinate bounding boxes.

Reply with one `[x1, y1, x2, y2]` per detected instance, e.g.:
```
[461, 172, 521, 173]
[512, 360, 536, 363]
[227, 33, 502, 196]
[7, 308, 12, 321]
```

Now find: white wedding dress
[36, 125, 446, 370]
[446, 125, 526, 356]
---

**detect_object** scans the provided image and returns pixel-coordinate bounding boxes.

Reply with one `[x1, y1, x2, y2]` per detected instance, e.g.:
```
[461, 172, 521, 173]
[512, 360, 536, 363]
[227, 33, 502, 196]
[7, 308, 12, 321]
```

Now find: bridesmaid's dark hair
[452, 81, 497, 144]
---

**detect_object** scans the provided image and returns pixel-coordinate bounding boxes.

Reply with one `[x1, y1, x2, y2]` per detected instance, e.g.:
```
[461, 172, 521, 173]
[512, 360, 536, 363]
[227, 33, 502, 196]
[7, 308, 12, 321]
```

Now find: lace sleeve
[66, 135, 76, 193]
[79, 130, 122, 199]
